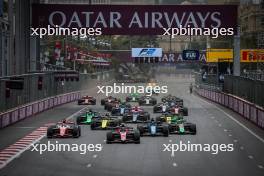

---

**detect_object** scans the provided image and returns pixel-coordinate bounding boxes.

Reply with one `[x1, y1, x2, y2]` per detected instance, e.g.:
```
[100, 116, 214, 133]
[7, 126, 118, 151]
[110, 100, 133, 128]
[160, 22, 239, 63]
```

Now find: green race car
[156, 113, 196, 134]
[156, 113, 185, 125]
[126, 93, 140, 102]
[76, 110, 100, 125]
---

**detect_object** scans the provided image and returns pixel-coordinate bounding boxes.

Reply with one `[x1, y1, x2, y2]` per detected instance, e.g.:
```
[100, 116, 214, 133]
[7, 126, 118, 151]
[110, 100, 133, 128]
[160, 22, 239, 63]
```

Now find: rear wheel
[106, 132, 113, 144]
[90, 122, 96, 130]
[137, 126, 144, 137]
[190, 124, 196, 135]
[163, 126, 169, 137]
[76, 116, 82, 125]
[134, 130, 140, 144]
[46, 126, 54, 138]
[73, 126, 80, 138]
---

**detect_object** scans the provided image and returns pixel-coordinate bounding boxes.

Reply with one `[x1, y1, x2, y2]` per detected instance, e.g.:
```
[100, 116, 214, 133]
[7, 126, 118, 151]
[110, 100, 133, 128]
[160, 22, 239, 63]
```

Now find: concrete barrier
[196, 87, 264, 130]
[0, 92, 81, 128]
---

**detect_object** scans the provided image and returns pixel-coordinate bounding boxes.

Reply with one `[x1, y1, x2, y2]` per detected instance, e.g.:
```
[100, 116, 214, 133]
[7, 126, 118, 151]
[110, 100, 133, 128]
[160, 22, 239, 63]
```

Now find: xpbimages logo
[97, 83, 168, 96]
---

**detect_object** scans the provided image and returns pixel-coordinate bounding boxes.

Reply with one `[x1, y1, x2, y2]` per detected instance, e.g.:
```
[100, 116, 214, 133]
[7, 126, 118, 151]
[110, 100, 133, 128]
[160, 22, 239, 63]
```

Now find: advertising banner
[206, 49, 233, 62]
[241, 49, 264, 63]
[132, 48, 162, 57]
[182, 50, 199, 61]
[32, 4, 238, 35]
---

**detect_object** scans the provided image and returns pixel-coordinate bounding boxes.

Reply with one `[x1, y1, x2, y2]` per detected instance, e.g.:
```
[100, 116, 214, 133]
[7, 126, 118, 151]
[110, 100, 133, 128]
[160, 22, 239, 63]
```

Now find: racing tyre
[106, 132, 113, 144]
[183, 108, 188, 116]
[90, 122, 96, 130]
[73, 126, 80, 138]
[162, 126, 169, 137]
[46, 126, 55, 138]
[190, 124, 196, 135]
[134, 130, 140, 144]
[137, 126, 144, 137]
[122, 115, 129, 122]
[76, 116, 82, 125]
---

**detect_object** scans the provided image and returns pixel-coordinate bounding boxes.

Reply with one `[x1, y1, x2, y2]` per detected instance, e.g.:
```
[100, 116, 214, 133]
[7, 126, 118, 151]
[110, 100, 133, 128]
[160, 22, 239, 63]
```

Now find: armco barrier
[0, 92, 81, 129]
[196, 87, 264, 130]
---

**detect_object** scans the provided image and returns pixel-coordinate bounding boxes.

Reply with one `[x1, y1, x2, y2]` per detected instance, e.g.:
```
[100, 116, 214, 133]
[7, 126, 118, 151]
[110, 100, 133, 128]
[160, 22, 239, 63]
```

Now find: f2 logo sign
[139, 49, 156, 57]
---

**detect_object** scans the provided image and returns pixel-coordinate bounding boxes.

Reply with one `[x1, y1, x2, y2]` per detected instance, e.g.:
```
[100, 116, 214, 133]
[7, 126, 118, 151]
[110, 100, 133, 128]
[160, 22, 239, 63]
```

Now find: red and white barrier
[196, 87, 264, 130]
[0, 92, 81, 129]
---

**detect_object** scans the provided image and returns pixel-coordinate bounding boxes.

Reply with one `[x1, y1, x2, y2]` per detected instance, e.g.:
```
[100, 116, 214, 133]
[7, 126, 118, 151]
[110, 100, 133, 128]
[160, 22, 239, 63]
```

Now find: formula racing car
[76, 110, 101, 125]
[101, 96, 120, 105]
[47, 120, 81, 138]
[161, 95, 183, 105]
[106, 124, 140, 144]
[126, 93, 140, 102]
[122, 106, 150, 123]
[90, 115, 121, 130]
[156, 113, 185, 124]
[138, 96, 157, 106]
[77, 96, 96, 105]
[137, 119, 169, 137]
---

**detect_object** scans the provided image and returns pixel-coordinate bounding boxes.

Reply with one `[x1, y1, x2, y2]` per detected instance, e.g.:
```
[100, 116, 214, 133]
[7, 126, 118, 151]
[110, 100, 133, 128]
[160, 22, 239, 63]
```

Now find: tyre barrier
[0, 92, 81, 129]
[196, 88, 264, 130]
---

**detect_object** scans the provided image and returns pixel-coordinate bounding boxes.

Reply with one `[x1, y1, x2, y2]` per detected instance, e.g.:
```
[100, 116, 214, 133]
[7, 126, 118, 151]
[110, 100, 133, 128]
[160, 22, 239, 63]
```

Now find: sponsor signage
[32, 4, 238, 35]
[160, 52, 206, 62]
[182, 50, 199, 60]
[241, 49, 264, 62]
[206, 49, 233, 62]
[132, 48, 162, 58]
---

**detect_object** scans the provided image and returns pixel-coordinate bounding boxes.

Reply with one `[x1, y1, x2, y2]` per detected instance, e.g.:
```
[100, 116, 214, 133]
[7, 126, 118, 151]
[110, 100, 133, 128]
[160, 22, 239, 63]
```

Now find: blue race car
[122, 106, 150, 123]
[137, 119, 169, 137]
[111, 105, 131, 116]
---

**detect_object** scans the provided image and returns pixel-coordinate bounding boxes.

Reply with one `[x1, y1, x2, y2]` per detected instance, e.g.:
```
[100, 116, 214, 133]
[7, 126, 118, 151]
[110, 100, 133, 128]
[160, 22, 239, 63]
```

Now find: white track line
[0, 106, 88, 170]
[197, 96, 264, 144]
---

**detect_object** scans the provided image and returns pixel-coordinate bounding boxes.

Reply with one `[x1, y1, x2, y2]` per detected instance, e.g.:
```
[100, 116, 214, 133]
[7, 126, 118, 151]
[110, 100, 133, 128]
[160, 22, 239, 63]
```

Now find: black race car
[47, 121, 81, 138]
[101, 96, 120, 105]
[106, 125, 140, 144]
[161, 95, 183, 105]
[169, 122, 196, 135]
[90, 116, 121, 130]
[77, 96, 96, 105]
[137, 120, 169, 137]
[138, 96, 157, 106]
[122, 106, 150, 123]
[153, 103, 171, 113]
[126, 93, 140, 102]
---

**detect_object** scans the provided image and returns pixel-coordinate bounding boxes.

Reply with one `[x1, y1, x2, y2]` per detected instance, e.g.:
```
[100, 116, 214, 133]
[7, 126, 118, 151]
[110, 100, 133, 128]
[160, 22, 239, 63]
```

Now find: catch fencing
[196, 87, 264, 130]
[0, 70, 114, 129]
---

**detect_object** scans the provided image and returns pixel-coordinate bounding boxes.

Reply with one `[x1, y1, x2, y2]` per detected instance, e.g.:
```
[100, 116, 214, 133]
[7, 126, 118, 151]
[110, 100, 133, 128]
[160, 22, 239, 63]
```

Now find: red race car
[78, 96, 96, 105]
[106, 124, 140, 144]
[47, 120, 81, 138]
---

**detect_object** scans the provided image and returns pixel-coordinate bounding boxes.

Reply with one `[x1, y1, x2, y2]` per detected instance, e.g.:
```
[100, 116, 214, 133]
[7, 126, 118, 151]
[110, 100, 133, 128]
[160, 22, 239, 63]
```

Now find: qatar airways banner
[31, 4, 237, 35]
